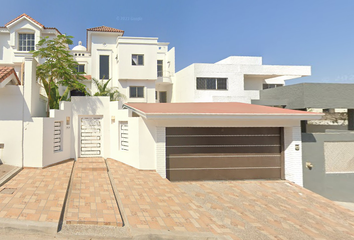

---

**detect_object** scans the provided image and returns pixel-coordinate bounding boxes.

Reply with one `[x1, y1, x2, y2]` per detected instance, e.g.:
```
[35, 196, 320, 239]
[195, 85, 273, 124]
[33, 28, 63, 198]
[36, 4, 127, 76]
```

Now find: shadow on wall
[0, 86, 32, 122]
[302, 132, 354, 202]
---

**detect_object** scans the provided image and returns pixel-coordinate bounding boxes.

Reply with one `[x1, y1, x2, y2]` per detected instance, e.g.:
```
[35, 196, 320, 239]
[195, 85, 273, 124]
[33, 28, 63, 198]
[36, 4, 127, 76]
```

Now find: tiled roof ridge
[87, 25, 124, 33]
[0, 66, 21, 85]
[4, 13, 61, 34]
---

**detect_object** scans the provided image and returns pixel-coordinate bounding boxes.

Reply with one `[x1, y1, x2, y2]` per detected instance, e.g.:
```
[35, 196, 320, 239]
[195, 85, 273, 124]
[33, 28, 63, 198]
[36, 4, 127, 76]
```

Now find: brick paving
[107, 159, 354, 240]
[65, 158, 123, 226]
[0, 161, 73, 223]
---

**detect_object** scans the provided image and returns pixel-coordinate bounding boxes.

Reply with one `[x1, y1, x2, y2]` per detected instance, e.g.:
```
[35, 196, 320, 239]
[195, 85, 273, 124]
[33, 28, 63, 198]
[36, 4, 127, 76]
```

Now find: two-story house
[70, 26, 175, 104]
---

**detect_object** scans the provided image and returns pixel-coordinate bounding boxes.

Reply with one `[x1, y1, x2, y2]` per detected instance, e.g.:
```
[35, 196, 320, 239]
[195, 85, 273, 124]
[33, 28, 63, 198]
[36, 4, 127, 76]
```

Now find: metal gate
[80, 117, 102, 157]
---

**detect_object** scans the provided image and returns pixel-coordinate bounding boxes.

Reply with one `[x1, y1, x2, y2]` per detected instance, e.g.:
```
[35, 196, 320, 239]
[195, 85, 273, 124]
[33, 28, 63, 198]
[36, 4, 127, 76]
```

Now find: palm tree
[92, 78, 125, 101]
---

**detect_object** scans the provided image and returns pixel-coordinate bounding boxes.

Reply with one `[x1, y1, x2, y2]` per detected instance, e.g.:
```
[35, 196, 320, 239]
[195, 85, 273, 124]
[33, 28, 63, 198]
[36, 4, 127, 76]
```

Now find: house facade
[0, 14, 322, 186]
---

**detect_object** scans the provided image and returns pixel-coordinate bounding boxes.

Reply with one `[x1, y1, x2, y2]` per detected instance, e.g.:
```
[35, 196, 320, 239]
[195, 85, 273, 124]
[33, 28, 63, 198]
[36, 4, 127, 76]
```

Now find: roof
[123, 102, 322, 120]
[0, 67, 20, 85]
[4, 13, 61, 34]
[87, 26, 124, 33]
[257, 83, 354, 109]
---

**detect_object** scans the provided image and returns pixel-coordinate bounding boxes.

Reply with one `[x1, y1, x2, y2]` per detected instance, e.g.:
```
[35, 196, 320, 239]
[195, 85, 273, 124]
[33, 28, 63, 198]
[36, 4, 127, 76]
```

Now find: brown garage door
[166, 127, 284, 181]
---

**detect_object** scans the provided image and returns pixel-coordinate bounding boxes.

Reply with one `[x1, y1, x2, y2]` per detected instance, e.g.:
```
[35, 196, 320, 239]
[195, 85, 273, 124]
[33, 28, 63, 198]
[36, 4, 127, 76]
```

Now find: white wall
[174, 64, 249, 103]
[119, 80, 156, 103]
[118, 37, 158, 80]
[284, 126, 303, 186]
[0, 86, 29, 167]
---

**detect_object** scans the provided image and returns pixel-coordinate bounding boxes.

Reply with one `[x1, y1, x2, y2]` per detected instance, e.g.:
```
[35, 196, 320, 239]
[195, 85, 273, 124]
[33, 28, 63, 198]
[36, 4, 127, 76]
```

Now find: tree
[92, 78, 125, 101]
[32, 35, 88, 116]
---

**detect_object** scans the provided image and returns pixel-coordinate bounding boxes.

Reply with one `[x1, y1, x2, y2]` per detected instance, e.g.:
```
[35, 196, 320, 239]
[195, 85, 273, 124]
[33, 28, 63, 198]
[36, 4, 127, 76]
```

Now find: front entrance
[159, 91, 167, 103]
[80, 117, 102, 157]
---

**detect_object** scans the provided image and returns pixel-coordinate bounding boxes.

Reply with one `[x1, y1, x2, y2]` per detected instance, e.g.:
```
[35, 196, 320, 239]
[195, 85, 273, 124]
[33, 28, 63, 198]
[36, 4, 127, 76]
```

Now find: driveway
[107, 159, 354, 240]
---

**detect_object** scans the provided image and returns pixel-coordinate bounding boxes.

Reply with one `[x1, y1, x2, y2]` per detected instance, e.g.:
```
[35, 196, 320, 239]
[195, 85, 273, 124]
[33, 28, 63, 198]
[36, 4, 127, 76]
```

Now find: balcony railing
[156, 71, 172, 84]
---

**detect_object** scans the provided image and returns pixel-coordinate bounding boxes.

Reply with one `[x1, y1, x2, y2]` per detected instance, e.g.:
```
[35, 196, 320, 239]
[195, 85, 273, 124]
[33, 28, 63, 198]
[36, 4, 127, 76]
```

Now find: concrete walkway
[65, 158, 123, 227]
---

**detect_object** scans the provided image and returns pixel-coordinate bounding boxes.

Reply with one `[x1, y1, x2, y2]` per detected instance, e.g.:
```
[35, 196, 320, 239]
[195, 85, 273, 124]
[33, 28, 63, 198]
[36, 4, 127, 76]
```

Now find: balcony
[156, 71, 172, 85]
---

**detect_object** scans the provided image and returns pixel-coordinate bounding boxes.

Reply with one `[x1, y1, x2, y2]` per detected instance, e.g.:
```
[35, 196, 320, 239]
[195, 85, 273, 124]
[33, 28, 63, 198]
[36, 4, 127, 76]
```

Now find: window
[99, 55, 109, 79]
[196, 78, 227, 90]
[157, 60, 163, 77]
[263, 84, 283, 90]
[159, 91, 167, 103]
[19, 33, 35, 51]
[130, 86, 144, 98]
[75, 64, 85, 73]
[120, 122, 129, 151]
[132, 54, 144, 65]
[54, 121, 62, 152]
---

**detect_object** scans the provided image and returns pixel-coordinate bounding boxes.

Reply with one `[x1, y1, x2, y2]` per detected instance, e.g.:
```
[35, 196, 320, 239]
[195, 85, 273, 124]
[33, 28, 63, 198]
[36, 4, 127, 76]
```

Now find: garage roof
[123, 102, 323, 120]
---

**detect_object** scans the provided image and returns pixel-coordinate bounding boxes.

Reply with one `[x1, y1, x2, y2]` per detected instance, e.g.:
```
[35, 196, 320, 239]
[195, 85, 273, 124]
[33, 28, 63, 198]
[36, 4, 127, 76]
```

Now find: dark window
[130, 86, 144, 98]
[263, 84, 283, 90]
[75, 64, 85, 73]
[159, 91, 167, 103]
[132, 54, 144, 65]
[196, 78, 227, 90]
[100, 55, 109, 79]
[70, 89, 85, 97]
[19, 33, 35, 51]
[157, 60, 163, 77]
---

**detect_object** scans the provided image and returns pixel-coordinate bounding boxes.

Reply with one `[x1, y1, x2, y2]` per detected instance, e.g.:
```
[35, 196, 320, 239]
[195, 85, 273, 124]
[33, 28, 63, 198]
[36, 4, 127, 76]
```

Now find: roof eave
[142, 113, 323, 121]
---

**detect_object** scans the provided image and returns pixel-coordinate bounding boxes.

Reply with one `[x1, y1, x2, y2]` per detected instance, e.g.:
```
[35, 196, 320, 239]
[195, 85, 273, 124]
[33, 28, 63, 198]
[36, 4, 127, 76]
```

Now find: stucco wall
[302, 132, 354, 202]
[284, 126, 303, 186]
[118, 38, 158, 80]
[0, 86, 29, 167]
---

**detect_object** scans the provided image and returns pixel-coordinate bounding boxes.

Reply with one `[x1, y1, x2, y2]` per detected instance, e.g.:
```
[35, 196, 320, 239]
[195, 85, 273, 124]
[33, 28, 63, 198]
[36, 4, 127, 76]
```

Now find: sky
[2, 0, 354, 85]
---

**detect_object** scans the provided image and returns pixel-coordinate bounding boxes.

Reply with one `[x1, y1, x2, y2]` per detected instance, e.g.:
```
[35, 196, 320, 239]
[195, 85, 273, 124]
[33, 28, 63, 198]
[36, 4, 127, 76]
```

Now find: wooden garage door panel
[166, 127, 280, 135]
[167, 168, 281, 181]
[166, 136, 280, 146]
[166, 146, 281, 154]
[166, 127, 283, 181]
[167, 154, 281, 169]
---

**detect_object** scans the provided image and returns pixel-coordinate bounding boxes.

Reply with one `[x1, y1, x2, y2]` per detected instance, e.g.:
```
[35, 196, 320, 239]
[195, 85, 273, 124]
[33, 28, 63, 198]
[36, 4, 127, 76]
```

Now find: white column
[156, 126, 166, 178]
[284, 126, 303, 186]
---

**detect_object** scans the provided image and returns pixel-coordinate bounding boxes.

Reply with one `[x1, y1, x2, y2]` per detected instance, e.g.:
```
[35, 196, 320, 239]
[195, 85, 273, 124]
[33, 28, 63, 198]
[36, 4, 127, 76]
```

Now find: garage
[166, 127, 284, 181]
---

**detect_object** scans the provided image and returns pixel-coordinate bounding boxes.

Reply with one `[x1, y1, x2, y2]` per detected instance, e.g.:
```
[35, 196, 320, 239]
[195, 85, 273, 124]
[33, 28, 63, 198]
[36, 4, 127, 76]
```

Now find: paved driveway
[107, 159, 354, 240]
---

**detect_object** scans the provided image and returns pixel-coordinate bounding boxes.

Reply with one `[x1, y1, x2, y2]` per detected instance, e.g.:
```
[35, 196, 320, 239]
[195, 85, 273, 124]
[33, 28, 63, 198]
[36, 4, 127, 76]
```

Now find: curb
[0, 167, 22, 188]
[0, 218, 58, 234]
[57, 160, 76, 232]
[105, 158, 129, 228]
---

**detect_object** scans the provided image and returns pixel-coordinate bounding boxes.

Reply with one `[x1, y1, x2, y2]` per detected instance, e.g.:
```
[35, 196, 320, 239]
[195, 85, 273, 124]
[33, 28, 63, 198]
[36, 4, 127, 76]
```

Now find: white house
[0, 14, 322, 186]
[174, 56, 311, 103]
[70, 26, 175, 104]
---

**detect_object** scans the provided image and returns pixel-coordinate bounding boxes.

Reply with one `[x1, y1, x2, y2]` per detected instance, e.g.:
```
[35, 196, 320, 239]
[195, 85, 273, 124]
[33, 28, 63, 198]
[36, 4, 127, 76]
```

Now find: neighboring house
[256, 83, 354, 203]
[0, 14, 322, 187]
[174, 56, 310, 103]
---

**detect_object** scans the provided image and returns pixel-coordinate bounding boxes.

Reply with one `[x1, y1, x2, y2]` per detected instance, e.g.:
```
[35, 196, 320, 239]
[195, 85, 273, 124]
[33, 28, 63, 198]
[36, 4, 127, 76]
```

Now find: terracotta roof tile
[124, 102, 323, 116]
[5, 13, 44, 27]
[0, 67, 20, 85]
[44, 27, 62, 35]
[4, 13, 61, 34]
[87, 25, 124, 33]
